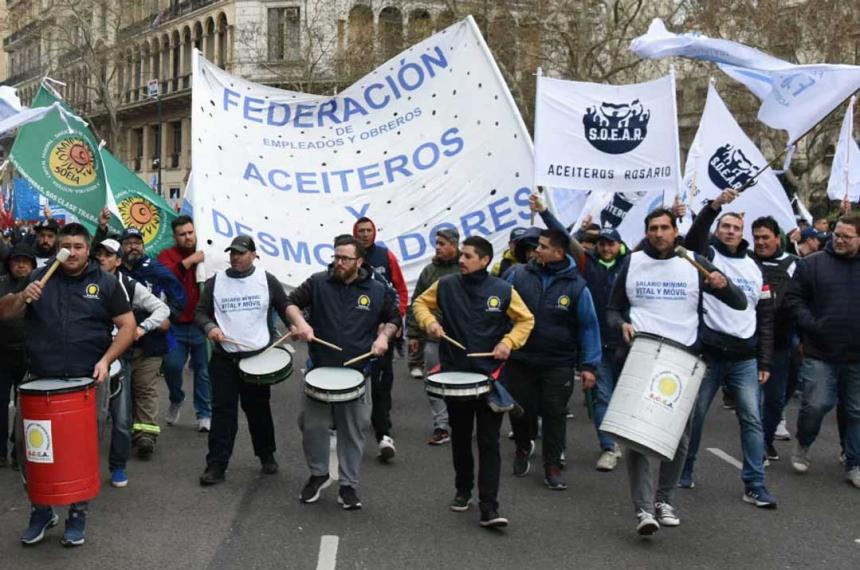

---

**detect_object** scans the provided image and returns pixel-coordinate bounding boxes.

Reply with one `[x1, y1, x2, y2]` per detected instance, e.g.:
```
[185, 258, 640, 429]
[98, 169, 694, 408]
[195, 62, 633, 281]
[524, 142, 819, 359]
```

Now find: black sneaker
[479, 509, 509, 528]
[449, 494, 471, 512]
[199, 464, 226, 486]
[136, 437, 155, 459]
[513, 441, 534, 477]
[338, 485, 362, 510]
[766, 443, 780, 461]
[260, 454, 279, 475]
[544, 466, 567, 490]
[299, 475, 331, 503]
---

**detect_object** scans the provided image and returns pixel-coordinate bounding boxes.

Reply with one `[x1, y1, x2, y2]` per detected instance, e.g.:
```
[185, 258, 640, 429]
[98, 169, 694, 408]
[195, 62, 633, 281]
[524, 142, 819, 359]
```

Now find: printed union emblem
[48, 137, 97, 187]
[557, 295, 571, 309]
[646, 370, 683, 410]
[583, 99, 650, 154]
[708, 143, 759, 191]
[486, 296, 501, 312]
[84, 283, 100, 298]
[24, 420, 53, 463]
[356, 295, 371, 310]
[119, 196, 161, 245]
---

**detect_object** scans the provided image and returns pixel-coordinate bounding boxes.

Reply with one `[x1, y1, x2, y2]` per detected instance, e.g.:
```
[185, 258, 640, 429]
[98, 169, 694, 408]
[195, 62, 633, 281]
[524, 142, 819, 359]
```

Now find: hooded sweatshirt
[353, 217, 408, 316]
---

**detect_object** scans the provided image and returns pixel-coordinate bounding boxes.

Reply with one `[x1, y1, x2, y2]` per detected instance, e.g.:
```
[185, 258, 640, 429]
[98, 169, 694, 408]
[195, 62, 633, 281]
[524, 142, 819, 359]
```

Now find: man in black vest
[413, 236, 534, 528]
[505, 229, 602, 490]
[0, 223, 135, 547]
[287, 235, 400, 510]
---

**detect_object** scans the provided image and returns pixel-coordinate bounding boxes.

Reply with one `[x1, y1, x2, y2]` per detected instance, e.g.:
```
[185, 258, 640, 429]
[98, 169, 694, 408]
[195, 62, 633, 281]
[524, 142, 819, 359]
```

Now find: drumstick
[467, 352, 495, 357]
[221, 337, 256, 350]
[25, 248, 70, 304]
[259, 330, 294, 356]
[343, 351, 374, 366]
[442, 334, 466, 351]
[674, 246, 712, 278]
[312, 337, 343, 352]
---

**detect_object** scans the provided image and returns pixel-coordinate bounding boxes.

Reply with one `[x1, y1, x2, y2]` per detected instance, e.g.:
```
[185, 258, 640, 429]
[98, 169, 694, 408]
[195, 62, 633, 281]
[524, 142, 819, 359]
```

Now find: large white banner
[632, 18, 860, 145]
[826, 96, 860, 201]
[684, 84, 797, 240]
[534, 73, 681, 194]
[191, 18, 536, 288]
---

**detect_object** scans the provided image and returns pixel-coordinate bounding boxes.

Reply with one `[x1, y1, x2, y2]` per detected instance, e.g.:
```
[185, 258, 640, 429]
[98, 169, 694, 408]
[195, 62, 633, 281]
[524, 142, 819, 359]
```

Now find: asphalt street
[1, 343, 857, 570]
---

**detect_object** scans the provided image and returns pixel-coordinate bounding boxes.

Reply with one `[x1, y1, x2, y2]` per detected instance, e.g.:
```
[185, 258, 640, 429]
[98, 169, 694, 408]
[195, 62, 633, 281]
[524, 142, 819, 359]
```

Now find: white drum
[108, 360, 123, 400]
[425, 372, 491, 400]
[238, 347, 293, 386]
[599, 333, 707, 462]
[304, 367, 365, 403]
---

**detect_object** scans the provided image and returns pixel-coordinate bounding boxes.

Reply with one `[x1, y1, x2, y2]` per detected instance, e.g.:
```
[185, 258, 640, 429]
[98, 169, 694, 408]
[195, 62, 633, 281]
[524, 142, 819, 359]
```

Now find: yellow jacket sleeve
[412, 280, 440, 331]
[500, 288, 534, 350]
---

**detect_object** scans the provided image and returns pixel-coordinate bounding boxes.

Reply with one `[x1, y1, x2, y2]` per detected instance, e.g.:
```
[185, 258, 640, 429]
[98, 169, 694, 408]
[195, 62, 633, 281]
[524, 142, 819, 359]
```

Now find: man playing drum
[504, 229, 602, 490]
[0, 223, 136, 546]
[286, 235, 400, 510]
[195, 236, 290, 486]
[607, 208, 747, 536]
[413, 236, 534, 528]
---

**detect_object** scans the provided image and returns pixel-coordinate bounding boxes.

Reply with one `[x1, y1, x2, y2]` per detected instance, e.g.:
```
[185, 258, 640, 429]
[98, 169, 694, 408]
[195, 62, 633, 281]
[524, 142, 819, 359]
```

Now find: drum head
[109, 360, 122, 376]
[239, 347, 292, 375]
[19, 377, 94, 394]
[427, 372, 489, 386]
[305, 367, 364, 391]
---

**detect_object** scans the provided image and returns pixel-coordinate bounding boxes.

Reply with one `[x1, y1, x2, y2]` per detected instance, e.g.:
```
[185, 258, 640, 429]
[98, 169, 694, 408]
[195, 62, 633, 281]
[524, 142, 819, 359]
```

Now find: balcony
[118, 0, 221, 37]
[3, 20, 40, 49]
[3, 67, 42, 87]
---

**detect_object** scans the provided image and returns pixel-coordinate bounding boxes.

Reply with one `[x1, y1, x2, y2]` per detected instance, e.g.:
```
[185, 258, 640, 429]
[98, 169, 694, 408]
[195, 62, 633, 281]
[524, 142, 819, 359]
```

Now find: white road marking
[316, 535, 339, 570]
[707, 447, 743, 470]
[329, 432, 339, 480]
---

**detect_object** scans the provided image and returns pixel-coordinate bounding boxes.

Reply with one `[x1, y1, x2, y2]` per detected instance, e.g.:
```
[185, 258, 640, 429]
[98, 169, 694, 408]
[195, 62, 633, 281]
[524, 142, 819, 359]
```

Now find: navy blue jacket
[580, 248, 629, 349]
[124, 254, 186, 356]
[507, 257, 602, 370]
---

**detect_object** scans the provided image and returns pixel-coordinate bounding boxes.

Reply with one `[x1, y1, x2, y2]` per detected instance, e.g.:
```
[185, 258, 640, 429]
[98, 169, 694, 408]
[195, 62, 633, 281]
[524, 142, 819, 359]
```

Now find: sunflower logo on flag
[118, 196, 161, 245]
[48, 137, 97, 187]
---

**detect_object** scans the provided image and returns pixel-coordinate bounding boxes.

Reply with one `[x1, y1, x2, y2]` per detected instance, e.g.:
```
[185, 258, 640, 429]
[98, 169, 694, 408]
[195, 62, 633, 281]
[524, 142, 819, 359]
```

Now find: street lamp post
[147, 78, 162, 196]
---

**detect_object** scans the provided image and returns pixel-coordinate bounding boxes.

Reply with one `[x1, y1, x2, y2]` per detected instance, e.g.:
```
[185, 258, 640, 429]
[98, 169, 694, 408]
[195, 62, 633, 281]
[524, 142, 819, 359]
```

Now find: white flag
[533, 73, 681, 194]
[826, 96, 860, 201]
[633, 19, 860, 144]
[684, 84, 797, 241]
[565, 190, 666, 247]
[0, 86, 22, 121]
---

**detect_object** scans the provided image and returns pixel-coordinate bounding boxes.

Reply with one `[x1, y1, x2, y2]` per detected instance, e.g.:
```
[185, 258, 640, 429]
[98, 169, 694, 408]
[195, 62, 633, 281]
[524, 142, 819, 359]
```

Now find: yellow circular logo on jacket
[357, 295, 371, 310]
[486, 296, 502, 312]
[557, 295, 571, 308]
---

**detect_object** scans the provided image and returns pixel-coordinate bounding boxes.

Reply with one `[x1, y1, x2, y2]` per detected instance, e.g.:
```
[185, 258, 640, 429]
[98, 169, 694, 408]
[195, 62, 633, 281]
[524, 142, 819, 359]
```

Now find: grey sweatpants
[424, 342, 449, 431]
[625, 417, 692, 515]
[298, 376, 372, 488]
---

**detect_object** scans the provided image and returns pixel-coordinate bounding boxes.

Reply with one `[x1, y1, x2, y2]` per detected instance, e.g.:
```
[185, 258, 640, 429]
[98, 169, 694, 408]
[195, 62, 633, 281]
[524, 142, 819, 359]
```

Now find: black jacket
[580, 247, 629, 349]
[0, 273, 29, 351]
[750, 248, 797, 350]
[785, 242, 860, 364]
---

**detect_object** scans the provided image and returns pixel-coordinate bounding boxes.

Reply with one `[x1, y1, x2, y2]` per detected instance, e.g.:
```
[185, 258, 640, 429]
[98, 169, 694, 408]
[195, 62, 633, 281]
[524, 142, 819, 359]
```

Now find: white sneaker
[790, 442, 810, 473]
[409, 367, 423, 379]
[166, 401, 182, 426]
[845, 466, 860, 488]
[378, 435, 396, 462]
[197, 418, 211, 433]
[775, 419, 791, 441]
[596, 445, 621, 472]
[636, 510, 659, 536]
[655, 502, 680, 527]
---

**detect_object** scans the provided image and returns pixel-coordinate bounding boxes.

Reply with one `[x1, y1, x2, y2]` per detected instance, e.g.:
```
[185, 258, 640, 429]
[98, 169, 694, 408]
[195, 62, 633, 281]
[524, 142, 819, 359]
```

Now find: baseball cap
[597, 228, 622, 243]
[7, 242, 36, 265]
[509, 227, 528, 241]
[436, 228, 460, 244]
[120, 227, 144, 242]
[97, 238, 122, 257]
[800, 228, 823, 242]
[225, 235, 256, 253]
[34, 219, 59, 233]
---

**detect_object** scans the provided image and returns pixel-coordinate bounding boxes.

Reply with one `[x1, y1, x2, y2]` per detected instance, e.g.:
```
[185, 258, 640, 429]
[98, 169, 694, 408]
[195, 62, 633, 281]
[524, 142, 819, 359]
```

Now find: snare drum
[303, 367, 365, 403]
[425, 372, 492, 400]
[239, 346, 293, 386]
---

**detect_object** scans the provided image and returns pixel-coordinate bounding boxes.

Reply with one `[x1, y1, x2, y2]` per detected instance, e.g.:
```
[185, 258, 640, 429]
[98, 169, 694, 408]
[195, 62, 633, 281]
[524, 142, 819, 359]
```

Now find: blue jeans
[162, 323, 211, 419]
[593, 350, 623, 451]
[796, 358, 860, 470]
[683, 358, 766, 488]
[761, 348, 792, 446]
[108, 357, 133, 471]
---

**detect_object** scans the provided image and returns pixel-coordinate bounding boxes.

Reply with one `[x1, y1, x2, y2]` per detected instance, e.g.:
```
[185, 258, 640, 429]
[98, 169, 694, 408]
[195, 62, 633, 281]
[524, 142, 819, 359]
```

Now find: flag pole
[739, 89, 860, 193]
[845, 96, 855, 207]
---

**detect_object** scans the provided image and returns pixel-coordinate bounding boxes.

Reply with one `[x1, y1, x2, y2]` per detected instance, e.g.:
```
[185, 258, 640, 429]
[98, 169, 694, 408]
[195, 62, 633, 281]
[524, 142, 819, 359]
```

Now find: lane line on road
[707, 447, 743, 470]
[329, 432, 339, 480]
[316, 535, 339, 570]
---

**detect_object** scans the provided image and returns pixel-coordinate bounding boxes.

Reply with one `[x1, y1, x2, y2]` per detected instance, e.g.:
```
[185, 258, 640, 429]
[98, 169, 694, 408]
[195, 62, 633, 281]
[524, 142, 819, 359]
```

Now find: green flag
[9, 85, 177, 254]
[9, 86, 106, 231]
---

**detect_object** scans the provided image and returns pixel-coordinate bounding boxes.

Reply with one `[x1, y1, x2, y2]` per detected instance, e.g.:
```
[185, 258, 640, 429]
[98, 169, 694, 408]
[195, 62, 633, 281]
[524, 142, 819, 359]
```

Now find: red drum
[19, 378, 100, 505]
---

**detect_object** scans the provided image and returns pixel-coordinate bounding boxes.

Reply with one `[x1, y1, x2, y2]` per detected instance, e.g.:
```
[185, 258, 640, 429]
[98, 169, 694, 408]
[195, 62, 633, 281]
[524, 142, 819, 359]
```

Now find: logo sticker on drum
[556, 295, 571, 310]
[356, 295, 371, 311]
[486, 296, 502, 312]
[24, 419, 54, 464]
[645, 371, 683, 411]
[83, 283, 100, 299]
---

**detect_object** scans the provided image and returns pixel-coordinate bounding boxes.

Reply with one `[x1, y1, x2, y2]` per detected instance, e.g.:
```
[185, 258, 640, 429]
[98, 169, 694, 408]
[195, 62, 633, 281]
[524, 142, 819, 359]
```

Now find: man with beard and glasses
[158, 215, 212, 432]
[287, 235, 400, 511]
[119, 227, 186, 458]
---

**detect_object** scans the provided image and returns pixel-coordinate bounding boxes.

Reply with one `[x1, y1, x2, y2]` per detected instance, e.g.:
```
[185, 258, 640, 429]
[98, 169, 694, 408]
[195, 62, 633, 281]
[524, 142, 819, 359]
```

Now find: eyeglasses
[833, 232, 859, 241]
[332, 255, 358, 263]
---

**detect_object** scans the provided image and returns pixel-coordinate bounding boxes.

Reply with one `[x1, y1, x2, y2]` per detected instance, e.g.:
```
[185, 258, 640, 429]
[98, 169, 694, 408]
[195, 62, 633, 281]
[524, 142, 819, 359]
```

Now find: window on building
[170, 121, 182, 168]
[133, 128, 144, 171]
[268, 7, 301, 61]
[150, 124, 161, 167]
